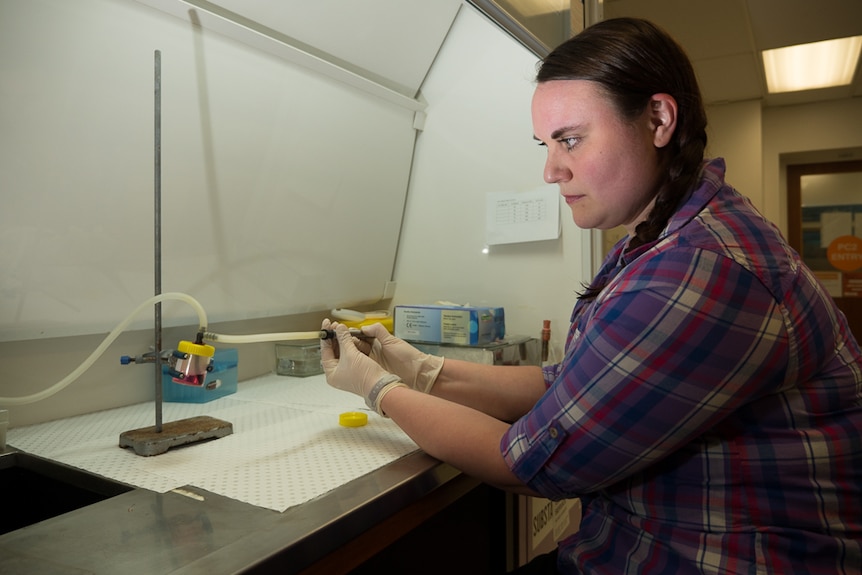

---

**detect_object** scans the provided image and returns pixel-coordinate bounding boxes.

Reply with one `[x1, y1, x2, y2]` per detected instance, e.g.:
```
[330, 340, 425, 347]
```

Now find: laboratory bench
[0, 375, 511, 574]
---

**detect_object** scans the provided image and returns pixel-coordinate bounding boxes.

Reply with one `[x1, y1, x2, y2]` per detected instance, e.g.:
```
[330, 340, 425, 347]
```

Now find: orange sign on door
[827, 235, 862, 272]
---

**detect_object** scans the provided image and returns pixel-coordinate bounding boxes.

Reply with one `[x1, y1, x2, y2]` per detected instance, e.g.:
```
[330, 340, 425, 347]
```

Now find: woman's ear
[649, 93, 677, 148]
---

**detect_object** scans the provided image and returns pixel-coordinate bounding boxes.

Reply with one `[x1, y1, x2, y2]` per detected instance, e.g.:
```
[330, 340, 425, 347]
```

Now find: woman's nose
[543, 153, 572, 184]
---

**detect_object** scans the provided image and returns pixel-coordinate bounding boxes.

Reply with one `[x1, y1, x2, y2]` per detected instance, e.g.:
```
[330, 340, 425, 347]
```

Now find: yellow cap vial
[338, 411, 368, 427]
[177, 340, 215, 358]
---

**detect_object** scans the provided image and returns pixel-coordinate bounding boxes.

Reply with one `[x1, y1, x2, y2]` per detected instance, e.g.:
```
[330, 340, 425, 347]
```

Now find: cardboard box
[394, 305, 505, 345]
[516, 497, 582, 567]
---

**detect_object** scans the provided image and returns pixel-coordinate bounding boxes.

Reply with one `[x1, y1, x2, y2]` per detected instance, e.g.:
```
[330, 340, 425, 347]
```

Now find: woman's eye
[534, 136, 578, 150]
[559, 136, 579, 151]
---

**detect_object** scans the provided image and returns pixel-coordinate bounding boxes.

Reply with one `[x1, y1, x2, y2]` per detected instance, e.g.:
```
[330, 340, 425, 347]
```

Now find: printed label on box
[394, 304, 504, 346]
[440, 310, 470, 344]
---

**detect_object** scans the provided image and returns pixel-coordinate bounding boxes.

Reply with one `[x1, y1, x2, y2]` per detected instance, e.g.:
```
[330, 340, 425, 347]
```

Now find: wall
[763, 97, 862, 237]
[0, 0, 429, 344]
[0, 0, 453, 426]
[704, 97, 862, 238]
[705, 100, 763, 212]
[392, 5, 593, 359]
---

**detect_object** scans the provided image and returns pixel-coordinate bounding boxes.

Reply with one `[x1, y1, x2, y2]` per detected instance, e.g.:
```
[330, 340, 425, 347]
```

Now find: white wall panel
[0, 0, 418, 341]
[193, 0, 462, 98]
[393, 5, 592, 353]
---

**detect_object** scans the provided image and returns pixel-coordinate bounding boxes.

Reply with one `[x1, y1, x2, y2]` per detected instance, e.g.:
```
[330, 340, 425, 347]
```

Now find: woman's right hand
[359, 323, 444, 393]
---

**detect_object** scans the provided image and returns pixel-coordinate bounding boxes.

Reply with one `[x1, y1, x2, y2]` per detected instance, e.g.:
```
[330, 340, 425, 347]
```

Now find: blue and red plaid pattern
[503, 159, 862, 574]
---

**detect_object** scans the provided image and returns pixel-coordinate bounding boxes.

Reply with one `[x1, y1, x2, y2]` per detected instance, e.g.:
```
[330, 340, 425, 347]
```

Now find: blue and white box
[162, 348, 238, 403]
[394, 305, 505, 346]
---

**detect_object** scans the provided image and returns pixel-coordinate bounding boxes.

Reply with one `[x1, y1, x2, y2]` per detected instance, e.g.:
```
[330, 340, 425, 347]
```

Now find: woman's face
[532, 80, 671, 236]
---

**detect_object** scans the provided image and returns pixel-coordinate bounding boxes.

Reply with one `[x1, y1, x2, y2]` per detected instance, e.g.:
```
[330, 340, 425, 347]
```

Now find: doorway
[787, 160, 862, 342]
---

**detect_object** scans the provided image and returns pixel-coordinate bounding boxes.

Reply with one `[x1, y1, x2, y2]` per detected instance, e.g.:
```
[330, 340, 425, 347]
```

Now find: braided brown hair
[537, 18, 708, 299]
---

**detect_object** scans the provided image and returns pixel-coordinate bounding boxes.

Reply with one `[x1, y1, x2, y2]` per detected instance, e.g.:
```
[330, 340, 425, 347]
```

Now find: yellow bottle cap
[338, 411, 368, 427]
[176, 340, 215, 357]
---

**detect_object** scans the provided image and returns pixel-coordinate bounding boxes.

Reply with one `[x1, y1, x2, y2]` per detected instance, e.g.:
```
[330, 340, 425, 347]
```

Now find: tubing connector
[319, 328, 368, 340]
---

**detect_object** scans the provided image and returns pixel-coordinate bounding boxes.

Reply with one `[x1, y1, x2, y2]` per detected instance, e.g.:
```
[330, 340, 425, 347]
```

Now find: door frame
[787, 159, 862, 342]
[786, 159, 862, 253]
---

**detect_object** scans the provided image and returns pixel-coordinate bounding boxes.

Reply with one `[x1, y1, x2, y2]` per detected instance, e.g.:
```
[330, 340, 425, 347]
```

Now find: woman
[321, 18, 862, 574]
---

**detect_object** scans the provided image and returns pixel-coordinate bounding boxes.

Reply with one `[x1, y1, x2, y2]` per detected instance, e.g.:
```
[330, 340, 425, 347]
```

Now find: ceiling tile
[603, 0, 752, 60]
[747, 0, 862, 50]
[598, 0, 861, 106]
[696, 53, 763, 104]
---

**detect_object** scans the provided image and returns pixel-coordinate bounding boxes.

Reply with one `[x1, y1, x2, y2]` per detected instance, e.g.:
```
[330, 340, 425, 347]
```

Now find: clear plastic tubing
[0, 292, 325, 406]
[201, 331, 321, 344]
[0, 292, 208, 406]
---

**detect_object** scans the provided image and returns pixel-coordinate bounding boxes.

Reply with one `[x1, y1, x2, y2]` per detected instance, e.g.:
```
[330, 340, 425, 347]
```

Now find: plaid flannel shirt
[503, 159, 862, 574]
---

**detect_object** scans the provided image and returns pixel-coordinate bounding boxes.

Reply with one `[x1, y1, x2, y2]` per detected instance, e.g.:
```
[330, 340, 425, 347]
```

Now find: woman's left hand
[320, 319, 404, 413]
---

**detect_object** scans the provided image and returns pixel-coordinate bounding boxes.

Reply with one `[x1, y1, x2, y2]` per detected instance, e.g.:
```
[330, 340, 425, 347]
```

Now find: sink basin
[0, 449, 133, 535]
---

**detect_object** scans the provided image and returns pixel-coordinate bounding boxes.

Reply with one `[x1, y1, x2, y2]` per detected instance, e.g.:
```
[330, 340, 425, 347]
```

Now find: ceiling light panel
[762, 35, 862, 93]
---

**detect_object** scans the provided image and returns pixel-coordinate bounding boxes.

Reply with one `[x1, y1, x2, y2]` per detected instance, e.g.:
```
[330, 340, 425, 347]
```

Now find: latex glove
[358, 322, 444, 394]
[320, 320, 406, 416]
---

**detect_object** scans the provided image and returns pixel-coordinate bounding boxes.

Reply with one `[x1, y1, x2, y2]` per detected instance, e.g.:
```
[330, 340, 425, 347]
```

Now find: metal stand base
[119, 415, 233, 457]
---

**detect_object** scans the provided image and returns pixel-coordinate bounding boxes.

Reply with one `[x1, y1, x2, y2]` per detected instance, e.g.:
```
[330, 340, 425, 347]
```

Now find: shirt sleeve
[502, 246, 790, 499]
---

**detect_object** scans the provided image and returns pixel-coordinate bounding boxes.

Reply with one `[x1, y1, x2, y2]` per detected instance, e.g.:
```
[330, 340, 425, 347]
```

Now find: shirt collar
[664, 158, 726, 236]
[619, 157, 727, 264]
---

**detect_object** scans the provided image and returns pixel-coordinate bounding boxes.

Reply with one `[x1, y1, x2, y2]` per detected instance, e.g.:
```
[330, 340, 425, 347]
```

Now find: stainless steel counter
[0, 444, 474, 574]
